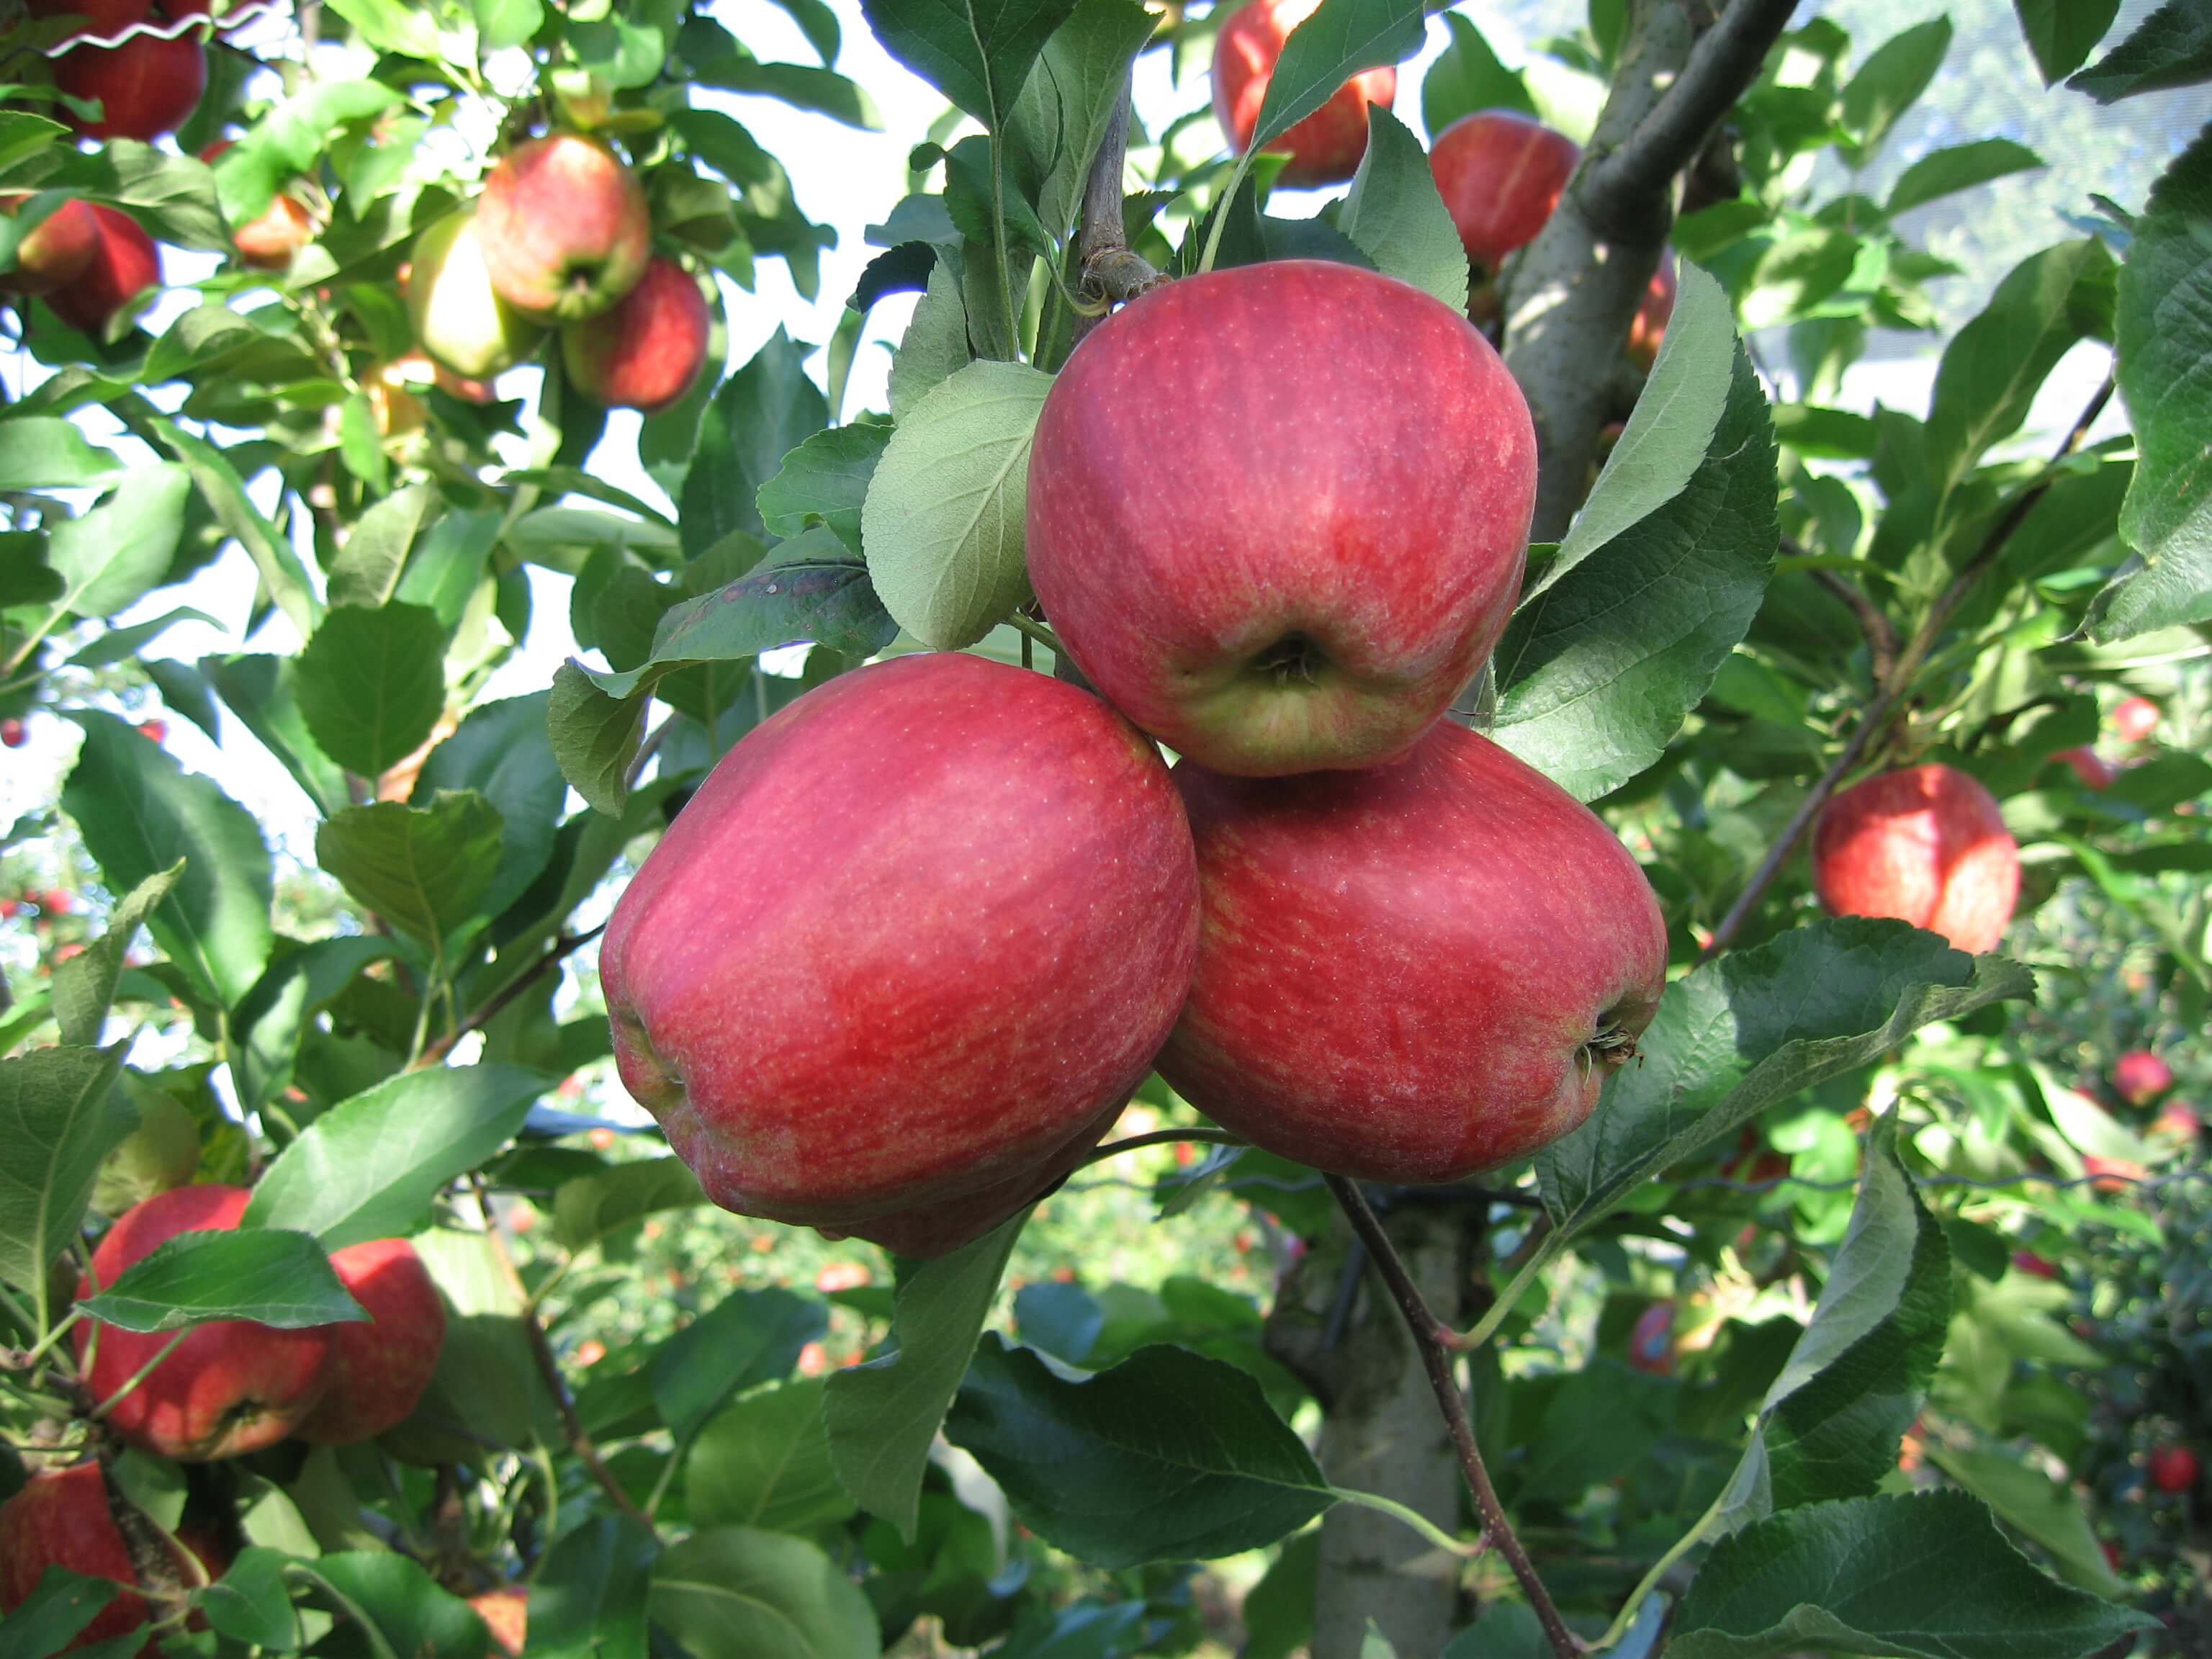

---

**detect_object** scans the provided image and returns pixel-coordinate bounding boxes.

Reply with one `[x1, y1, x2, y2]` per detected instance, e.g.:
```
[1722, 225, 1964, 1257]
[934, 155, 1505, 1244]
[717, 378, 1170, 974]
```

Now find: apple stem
[1325, 1174, 1583, 1659]
[1074, 88, 1163, 337]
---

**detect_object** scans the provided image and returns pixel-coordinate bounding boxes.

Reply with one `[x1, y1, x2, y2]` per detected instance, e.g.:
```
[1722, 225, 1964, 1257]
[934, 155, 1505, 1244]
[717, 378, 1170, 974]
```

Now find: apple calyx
[1250, 631, 1326, 686]
[1581, 1019, 1643, 1079]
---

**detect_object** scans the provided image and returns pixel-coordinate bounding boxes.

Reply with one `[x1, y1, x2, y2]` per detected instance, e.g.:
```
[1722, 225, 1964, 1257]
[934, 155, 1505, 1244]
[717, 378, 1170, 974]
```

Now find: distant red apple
[2112, 696, 2159, 742]
[2155, 1101, 2201, 1141]
[470, 1586, 528, 1658]
[475, 134, 650, 322]
[55, 23, 205, 142]
[74, 1185, 333, 1460]
[601, 652, 1200, 1256]
[1211, 0, 1396, 188]
[2083, 1154, 2147, 1195]
[0, 717, 24, 747]
[293, 1237, 446, 1444]
[1027, 260, 1537, 776]
[135, 718, 166, 743]
[0, 194, 99, 295]
[1629, 256, 1676, 367]
[44, 204, 160, 336]
[0, 1463, 223, 1655]
[40, 889, 71, 914]
[1429, 109, 1580, 280]
[199, 141, 318, 268]
[2150, 1444, 2199, 1494]
[2011, 1249, 2059, 1280]
[2113, 1049, 2174, 1105]
[1812, 764, 2020, 954]
[559, 256, 711, 413]
[1627, 1302, 1674, 1374]
[0, 899, 16, 919]
[1158, 720, 1668, 1183]
[2057, 746, 2118, 790]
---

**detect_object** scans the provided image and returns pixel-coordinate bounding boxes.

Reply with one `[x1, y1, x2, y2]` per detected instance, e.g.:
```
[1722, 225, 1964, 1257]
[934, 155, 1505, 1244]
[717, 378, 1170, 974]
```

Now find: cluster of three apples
[601, 260, 1669, 1255]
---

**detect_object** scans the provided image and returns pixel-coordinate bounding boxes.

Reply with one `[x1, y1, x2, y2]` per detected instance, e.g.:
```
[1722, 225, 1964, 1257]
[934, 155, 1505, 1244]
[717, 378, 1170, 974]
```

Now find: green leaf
[1671, 1492, 2156, 1658]
[1535, 920, 2036, 1241]
[472, 0, 544, 50]
[326, 482, 435, 611]
[1338, 107, 1467, 313]
[2069, 0, 2212, 100]
[860, 359, 1052, 650]
[551, 1156, 705, 1253]
[547, 662, 647, 819]
[29, 141, 228, 251]
[1838, 18, 1951, 160]
[243, 1064, 547, 1249]
[1419, 11, 1536, 135]
[1, 1567, 123, 1659]
[757, 423, 892, 554]
[1886, 139, 2044, 217]
[287, 1551, 492, 1659]
[889, 260, 974, 421]
[1242, 1531, 1320, 1659]
[2091, 133, 2212, 640]
[1494, 307, 1776, 800]
[654, 1286, 825, 1442]
[768, 0, 840, 61]
[690, 55, 881, 130]
[410, 692, 566, 922]
[53, 863, 181, 1048]
[202, 655, 351, 818]
[0, 415, 120, 489]
[0, 1046, 131, 1298]
[1250, 0, 1423, 155]
[1925, 1443, 2123, 1594]
[212, 80, 398, 224]
[2013, 0, 2121, 83]
[295, 603, 449, 779]
[524, 1515, 657, 1659]
[43, 462, 190, 622]
[232, 938, 397, 1120]
[199, 1547, 301, 1650]
[572, 0, 683, 87]
[650, 1527, 879, 1659]
[824, 1210, 1025, 1541]
[947, 1337, 1333, 1567]
[143, 417, 321, 638]
[1004, 0, 1158, 238]
[314, 793, 504, 944]
[62, 712, 274, 1008]
[859, 0, 1080, 127]
[690, 1378, 860, 1532]
[680, 328, 827, 556]
[79, 1228, 366, 1332]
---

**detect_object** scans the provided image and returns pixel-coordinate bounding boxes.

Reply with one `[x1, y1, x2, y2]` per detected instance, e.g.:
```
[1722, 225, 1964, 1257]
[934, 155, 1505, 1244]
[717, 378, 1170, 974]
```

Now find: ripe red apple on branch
[1211, 0, 1396, 187]
[601, 652, 1200, 1256]
[1026, 260, 1537, 777]
[43, 204, 160, 336]
[44, 0, 207, 143]
[406, 210, 545, 381]
[2113, 1049, 2173, 1105]
[199, 140, 319, 268]
[1158, 720, 1668, 1184]
[2111, 695, 2159, 742]
[293, 1237, 446, 1444]
[560, 256, 711, 412]
[2149, 1444, 2199, 1495]
[0, 194, 99, 294]
[1812, 763, 2020, 953]
[476, 133, 651, 322]
[0, 1463, 225, 1655]
[2057, 745, 2118, 790]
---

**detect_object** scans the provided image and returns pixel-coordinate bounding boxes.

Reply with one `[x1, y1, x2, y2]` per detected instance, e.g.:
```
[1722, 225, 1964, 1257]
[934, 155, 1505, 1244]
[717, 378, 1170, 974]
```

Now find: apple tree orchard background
[2, 0, 2212, 1653]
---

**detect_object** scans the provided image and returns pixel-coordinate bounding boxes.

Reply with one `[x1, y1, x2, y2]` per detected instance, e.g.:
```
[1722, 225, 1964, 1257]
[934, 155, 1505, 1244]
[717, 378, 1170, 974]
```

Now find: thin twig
[1326, 1176, 1580, 1659]
[1702, 372, 2116, 958]
[1074, 88, 1160, 335]
[1807, 559, 1898, 684]
[1581, 0, 1802, 241]
[1082, 1126, 1250, 1163]
[413, 924, 606, 1069]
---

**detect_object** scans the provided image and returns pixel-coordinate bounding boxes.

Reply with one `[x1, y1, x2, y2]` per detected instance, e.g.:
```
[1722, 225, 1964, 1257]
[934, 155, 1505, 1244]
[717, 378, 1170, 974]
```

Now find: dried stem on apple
[1324, 1174, 1581, 1659]
[1074, 88, 1162, 338]
[1702, 370, 2116, 958]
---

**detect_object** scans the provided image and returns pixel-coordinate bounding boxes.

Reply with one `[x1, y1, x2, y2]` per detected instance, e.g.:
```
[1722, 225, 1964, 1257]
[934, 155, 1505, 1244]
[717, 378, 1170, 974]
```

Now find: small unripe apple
[405, 210, 545, 380]
[1811, 764, 2020, 954]
[2112, 696, 2159, 742]
[2113, 1049, 2173, 1105]
[1211, 0, 1396, 188]
[2149, 1444, 2199, 1494]
[55, 25, 206, 143]
[601, 652, 1200, 1255]
[475, 134, 650, 323]
[0, 194, 100, 295]
[1429, 109, 1581, 278]
[75, 1185, 333, 1460]
[559, 256, 711, 412]
[2057, 745, 2118, 790]
[1158, 719, 1668, 1183]
[292, 1237, 446, 1444]
[44, 203, 160, 337]
[1027, 260, 1537, 776]
[0, 1462, 224, 1655]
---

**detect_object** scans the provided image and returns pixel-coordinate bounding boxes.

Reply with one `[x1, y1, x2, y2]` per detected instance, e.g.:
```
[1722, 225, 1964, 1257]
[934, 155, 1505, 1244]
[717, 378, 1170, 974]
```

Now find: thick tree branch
[1326, 1176, 1578, 1659]
[1702, 373, 2116, 957]
[1581, 0, 1802, 240]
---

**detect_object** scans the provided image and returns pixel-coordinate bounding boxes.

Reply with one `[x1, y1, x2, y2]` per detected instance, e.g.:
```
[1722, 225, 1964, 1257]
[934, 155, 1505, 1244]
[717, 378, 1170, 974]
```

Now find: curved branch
[1074, 89, 1161, 336]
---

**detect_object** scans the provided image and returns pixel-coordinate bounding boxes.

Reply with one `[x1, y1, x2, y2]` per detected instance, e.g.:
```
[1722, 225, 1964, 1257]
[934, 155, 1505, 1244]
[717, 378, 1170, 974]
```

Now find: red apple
[475, 134, 650, 322]
[1211, 0, 1396, 188]
[55, 25, 206, 143]
[27, 0, 153, 28]
[1429, 109, 1581, 278]
[1627, 1302, 1674, 1374]
[0, 899, 17, 918]
[2083, 1154, 2146, 1195]
[2155, 1100, 2201, 1141]
[1026, 260, 1537, 776]
[2150, 1444, 2199, 1494]
[1629, 256, 1676, 368]
[1, 717, 25, 747]
[601, 652, 1200, 1256]
[469, 1586, 528, 1657]
[0, 195, 99, 295]
[74, 1185, 333, 1461]
[2113, 1049, 2173, 1105]
[2112, 696, 2159, 742]
[44, 204, 160, 336]
[559, 256, 711, 412]
[2057, 745, 2118, 790]
[0, 1462, 222, 1656]
[292, 1237, 446, 1444]
[406, 210, 544, 380]
[134, 719, 165, 743]
[40, 889, 72, 914]
[1811, 764, 2020, 954]
[1157, 720, 1668, 1183]
[2011, 1249, 2059, 1280]
[199, 141, 318, 269]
